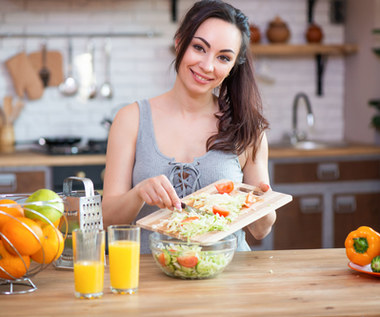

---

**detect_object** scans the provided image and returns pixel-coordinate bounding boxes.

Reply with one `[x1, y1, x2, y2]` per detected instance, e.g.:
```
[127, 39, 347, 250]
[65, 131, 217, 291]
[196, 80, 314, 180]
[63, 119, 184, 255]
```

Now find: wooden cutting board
[28, 50, 64, 87]
[137, 180, 292, 244]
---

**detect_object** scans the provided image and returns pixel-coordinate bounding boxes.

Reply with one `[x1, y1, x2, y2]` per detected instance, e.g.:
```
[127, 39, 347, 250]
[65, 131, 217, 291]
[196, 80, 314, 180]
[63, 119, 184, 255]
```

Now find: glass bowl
[149, 232, 237, 279]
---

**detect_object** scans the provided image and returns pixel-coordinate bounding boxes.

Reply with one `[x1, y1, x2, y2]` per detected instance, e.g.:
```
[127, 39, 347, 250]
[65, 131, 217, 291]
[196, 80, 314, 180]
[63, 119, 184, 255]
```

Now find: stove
[37, 138, 107, 156]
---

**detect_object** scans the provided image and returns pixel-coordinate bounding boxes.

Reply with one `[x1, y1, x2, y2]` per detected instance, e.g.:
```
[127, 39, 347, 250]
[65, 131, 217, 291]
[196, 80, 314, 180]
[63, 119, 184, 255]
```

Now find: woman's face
[177, 18, 242, 95]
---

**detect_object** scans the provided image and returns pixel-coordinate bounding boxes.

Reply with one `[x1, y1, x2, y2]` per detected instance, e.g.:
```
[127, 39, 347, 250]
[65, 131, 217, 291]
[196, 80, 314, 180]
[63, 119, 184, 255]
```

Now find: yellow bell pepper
[345, 226, 380, 266]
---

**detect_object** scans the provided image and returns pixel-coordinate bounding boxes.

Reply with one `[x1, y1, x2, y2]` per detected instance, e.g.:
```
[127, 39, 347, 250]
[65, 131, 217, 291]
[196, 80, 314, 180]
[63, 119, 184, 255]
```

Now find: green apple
[24, 189, 64, 224]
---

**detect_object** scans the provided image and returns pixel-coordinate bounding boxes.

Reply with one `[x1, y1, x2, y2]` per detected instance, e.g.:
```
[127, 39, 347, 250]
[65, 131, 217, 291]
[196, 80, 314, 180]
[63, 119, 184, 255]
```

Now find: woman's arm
[241, 133, 276, 240]
[102, 103, 143, 228]
[102, 103, 181, 229]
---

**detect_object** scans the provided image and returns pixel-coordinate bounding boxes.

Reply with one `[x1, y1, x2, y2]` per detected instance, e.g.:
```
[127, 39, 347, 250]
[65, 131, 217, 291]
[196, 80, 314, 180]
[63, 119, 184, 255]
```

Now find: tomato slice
[181, 216, 200, 224]
[215, 181, 234, 194]
[212, 205, 230, 217]
[177, 255, 198, 268]
[157, 253, 166, 266]
[181, 216, 200, 226]
[244, 192, 258, 207]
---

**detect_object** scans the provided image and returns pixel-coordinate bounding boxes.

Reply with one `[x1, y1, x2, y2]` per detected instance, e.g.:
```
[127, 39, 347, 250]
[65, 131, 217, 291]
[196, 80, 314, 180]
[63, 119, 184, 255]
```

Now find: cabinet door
[273, 195, 323, 249]
[52, 165, 105, 192]
[334, 192, 380, 247]
[274, 159, 380, 184]
[0, 171, 46, 193]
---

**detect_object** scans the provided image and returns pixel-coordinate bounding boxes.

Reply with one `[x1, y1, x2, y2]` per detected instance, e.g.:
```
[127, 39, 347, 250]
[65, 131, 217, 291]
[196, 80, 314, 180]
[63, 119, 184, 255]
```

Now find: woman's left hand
[246, 182, 276, 240]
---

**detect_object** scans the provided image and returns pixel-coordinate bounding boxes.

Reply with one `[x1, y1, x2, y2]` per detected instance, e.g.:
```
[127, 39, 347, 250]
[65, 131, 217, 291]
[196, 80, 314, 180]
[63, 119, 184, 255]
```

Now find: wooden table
[1, 249, 379, 316]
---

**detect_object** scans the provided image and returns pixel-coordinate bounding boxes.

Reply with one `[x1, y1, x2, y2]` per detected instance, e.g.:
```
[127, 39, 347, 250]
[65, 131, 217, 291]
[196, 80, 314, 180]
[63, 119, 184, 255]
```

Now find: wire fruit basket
[0, 193, 68, 295]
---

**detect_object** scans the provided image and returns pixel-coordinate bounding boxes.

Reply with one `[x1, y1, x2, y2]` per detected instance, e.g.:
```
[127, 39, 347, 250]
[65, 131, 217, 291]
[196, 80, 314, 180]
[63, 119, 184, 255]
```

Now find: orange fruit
[0, 240, 30, 280]
[31, 225, 64, 264]
[34, 217, 61, 229]
[0, 199, 24, 230]
[1, 217, 43, 256]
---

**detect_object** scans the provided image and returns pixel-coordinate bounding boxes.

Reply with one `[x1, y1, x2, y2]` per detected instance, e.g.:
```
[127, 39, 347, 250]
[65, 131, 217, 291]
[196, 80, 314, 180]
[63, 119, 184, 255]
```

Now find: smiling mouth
[191, 69, 212, 82]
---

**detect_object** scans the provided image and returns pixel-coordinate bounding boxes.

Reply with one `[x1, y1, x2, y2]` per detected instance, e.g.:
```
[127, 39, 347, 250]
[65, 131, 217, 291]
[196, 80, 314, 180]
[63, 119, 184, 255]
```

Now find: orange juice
[109, 240, 140, 291]
[74, 260, 104, 295]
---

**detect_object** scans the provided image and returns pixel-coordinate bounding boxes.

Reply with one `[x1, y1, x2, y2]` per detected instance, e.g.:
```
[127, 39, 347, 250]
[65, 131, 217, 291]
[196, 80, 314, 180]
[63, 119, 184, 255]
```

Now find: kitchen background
[0, 0, 379, 146]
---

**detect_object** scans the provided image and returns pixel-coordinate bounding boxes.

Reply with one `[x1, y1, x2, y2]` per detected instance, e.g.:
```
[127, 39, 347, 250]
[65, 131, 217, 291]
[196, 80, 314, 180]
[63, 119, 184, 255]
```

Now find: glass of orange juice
[107, 225, 140, 294]
[73, 229, 105, 299]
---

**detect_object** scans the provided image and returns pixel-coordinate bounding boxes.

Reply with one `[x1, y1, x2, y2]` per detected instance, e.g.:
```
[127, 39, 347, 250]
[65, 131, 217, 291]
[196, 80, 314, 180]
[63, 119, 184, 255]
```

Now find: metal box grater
[54, 176, 103, 270]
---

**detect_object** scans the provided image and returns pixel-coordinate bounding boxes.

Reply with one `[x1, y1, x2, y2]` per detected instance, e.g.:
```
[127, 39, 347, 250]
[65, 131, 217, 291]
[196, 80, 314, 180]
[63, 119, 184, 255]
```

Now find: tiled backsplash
[0, 0, 345, 144]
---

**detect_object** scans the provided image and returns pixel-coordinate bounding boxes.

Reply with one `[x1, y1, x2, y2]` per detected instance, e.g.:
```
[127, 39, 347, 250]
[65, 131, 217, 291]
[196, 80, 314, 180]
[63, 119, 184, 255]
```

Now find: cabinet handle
[76, 171, 86, 178]
[317, 163, 340, 181]
[0, 173, 16, 192]
[334, 195, 356, 213]
[299, 196, 322, 214]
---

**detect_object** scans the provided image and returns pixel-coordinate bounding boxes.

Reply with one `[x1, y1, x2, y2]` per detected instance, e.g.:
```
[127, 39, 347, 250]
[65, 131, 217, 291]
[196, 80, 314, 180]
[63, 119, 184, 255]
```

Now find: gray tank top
[132, 99, 250, 253]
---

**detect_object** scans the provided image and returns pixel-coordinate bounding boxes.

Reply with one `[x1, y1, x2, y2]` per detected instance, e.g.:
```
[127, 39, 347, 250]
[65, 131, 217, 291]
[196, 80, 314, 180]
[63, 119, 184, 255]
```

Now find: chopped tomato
[212, 205, 230, 217]
[180, 216, 200, 226]
[260, 183, 270, 192]
[157, 253, 166, 266]
[177, 255, 198, 268]
[215, 181, 234, 194]
[244, 192, 258, 207]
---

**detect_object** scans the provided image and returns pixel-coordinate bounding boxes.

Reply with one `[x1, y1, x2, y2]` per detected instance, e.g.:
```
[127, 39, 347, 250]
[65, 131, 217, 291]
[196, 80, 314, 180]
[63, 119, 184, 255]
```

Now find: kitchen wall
[344, 0, 380, 144]
[0, 0, 352, 144]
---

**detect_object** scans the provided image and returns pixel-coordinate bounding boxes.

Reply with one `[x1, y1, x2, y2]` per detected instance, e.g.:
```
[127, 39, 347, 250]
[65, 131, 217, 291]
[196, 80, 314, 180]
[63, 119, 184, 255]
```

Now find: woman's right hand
[135, 175, 182, 211]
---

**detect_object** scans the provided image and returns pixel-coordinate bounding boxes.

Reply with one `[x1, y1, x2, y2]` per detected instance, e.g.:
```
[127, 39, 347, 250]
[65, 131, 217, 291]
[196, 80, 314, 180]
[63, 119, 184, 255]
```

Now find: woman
[102, 0, 275, 253]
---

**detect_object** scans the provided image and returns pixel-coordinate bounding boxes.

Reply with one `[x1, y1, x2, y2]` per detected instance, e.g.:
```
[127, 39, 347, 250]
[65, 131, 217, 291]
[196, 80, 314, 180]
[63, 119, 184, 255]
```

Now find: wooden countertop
[269, 143, 380, 159]
[0, 150, 106, 167]
[0, 144, 379, 168]
[1, 249, 379, 316]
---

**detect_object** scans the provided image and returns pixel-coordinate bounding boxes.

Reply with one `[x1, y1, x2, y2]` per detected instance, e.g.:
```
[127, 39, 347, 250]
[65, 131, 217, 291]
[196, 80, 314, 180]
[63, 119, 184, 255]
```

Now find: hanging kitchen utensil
[99, 39, 113, 99]
[59, 37, 78, 96]
[87, 40, 97, 99]
[39, 41, 50, 87]
[5, 52, 44, 100]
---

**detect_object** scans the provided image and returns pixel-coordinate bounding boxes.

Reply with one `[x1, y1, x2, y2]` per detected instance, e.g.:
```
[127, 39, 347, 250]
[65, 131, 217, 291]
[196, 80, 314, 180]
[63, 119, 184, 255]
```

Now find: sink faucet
[291, 92, 315, 144]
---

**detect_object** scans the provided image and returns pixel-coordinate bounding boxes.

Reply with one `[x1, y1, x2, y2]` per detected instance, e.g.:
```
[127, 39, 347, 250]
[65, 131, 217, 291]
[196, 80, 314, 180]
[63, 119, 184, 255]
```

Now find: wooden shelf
[250, 44, 358, 56]
[250, 44, 358, 96]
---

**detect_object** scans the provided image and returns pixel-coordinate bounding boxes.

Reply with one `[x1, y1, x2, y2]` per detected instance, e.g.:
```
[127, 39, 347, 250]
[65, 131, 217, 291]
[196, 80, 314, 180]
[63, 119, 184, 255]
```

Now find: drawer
[273, 194, 323, 249]
[0, 170, 47, 193]
[334, 192, 380, 248]
[273, 159, 380, 184]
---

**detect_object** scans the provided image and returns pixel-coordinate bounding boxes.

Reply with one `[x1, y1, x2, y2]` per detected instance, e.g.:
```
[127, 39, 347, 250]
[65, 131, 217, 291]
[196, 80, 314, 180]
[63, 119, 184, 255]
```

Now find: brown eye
[219, 55, 231, 62]
[193, 44, 205, 52]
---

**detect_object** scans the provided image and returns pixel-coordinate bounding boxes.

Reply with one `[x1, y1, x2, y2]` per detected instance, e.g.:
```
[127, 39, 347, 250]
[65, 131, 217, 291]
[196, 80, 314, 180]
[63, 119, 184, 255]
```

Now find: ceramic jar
[249, 24, 261, 44]
[266, 16, 291, 43]
[306, 23, 324, 43]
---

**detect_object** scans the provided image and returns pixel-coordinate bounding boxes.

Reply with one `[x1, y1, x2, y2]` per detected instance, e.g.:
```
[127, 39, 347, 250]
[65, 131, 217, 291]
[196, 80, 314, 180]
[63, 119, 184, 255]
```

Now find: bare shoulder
[113, 101, 139, 126]
[108, 102, 140, 146]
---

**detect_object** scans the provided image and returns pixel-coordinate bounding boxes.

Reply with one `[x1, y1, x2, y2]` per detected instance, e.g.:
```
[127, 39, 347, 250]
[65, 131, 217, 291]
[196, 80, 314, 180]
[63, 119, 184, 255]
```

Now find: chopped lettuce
[153, 243, 234, 279]
[160, 192, 249, 239]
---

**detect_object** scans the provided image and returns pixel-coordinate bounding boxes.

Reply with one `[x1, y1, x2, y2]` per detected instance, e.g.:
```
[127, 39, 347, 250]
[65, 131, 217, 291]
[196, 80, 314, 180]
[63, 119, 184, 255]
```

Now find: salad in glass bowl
[149, 232, 237, 279]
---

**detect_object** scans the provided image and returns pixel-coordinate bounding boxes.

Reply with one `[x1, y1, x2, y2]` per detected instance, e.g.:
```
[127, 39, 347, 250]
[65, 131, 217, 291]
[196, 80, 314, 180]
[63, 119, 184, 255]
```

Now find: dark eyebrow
[193, 36, 236, 55]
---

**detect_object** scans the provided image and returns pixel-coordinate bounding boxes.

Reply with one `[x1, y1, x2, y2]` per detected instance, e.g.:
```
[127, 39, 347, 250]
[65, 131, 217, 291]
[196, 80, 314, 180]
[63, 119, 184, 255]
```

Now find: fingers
[137, 175, 181, 210]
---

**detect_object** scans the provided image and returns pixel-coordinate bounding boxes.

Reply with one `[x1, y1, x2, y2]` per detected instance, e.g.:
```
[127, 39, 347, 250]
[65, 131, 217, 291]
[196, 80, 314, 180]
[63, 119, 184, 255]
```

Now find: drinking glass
[73, 229, 105, 299]
[107, 225, 140, 294]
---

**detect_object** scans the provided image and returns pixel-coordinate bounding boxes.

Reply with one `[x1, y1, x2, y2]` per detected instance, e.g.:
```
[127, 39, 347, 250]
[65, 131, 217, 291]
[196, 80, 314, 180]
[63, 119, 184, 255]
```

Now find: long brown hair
[174, 0, 269, 158]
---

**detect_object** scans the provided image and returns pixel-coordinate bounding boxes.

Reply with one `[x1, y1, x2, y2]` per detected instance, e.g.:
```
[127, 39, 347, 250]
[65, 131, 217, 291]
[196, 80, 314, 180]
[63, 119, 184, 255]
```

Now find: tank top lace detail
[132, 99, 249, 253]
[168, 161, 202, 198]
